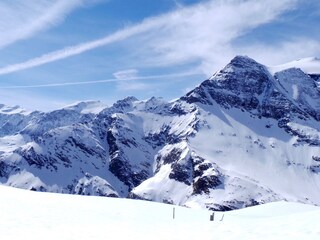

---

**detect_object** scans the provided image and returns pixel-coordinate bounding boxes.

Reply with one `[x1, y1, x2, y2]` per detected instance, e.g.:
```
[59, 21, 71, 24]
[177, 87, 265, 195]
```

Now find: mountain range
[0, 55, 319, 210]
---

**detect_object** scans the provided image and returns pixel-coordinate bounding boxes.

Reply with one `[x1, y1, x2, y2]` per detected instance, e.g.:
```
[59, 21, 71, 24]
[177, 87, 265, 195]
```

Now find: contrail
[0, 78, 119, 89]
[0, 72, 203, 89]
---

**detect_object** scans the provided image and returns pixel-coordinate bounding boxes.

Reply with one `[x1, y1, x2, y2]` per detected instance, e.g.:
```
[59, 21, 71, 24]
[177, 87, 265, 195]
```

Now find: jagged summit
[210, 55, 265, 79]
[183, 55, 272, 111]
[111, 96, 139, 112]
[210, 55, 272, 95]
[0, 56, 319, 211]
[184, 56, 320, 121]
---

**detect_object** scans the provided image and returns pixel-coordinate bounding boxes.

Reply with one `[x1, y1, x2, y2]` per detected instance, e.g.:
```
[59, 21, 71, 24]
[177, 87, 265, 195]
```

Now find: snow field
[0, 186, 320, 240]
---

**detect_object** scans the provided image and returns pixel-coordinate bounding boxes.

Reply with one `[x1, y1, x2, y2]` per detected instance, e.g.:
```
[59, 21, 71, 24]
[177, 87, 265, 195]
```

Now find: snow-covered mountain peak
[0, 104, 30, 115]
[275, 67, 316, 90]
[183, 55, 273, 109]
[120, 96, 139, 102]
[275, 67, 320, 117]
[183, 55, 320, 122]
[62, 100, 108, 114]
[209, 55, 272, 90]
[111, 96, 139, 112]
[143, 96, 166, 106]
[229, 55, 261, 67]
[133, 97, 169, 112]
[209, 55, 266, 80]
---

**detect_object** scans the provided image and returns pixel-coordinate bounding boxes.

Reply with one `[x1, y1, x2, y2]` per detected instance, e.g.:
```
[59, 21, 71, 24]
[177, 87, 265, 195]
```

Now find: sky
[0, 0, 319, 111]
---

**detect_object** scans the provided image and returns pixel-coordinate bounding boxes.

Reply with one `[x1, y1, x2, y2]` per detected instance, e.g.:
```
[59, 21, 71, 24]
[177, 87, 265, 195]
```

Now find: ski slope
[0, 186, 319, 240]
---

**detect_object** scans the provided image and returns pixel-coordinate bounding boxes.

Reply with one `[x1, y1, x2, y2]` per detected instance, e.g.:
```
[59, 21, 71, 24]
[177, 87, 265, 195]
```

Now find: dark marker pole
[210, 212, 215, 221]
[173, 207, 175, 219]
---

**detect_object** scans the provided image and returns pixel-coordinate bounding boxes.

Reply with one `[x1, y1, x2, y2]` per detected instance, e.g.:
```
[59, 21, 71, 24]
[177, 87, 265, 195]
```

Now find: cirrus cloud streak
[0, 0, 96, 48]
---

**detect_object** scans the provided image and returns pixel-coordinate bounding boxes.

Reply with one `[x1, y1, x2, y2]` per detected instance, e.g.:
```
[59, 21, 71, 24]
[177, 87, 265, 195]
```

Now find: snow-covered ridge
[0, 104, 30, 115]
[62, 100, 108, 114]
[269, 57, 320, 74]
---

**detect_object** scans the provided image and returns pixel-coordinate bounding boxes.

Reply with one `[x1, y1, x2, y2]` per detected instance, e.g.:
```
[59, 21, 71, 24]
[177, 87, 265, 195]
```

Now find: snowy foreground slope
[0, 186, 319, 240]
[0, 56, 320, 210]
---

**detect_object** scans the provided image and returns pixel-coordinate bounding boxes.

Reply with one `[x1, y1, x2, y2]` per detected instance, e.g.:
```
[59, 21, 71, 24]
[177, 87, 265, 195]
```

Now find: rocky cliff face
[0, 56, 319, 210]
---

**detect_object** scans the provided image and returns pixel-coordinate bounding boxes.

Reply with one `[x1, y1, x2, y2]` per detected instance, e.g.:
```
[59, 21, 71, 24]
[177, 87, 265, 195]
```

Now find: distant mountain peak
[63, 100, 107, 114]
[209, 55, 262, 80]
[230, 55, 259, 65]
[0, 104, 30, 115]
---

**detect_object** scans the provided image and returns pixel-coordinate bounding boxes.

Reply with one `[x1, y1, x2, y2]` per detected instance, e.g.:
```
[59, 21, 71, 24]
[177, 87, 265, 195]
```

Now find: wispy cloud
[113, 69, 139, 80]
[0, 0, 299, 76]
[0, 0, 93, 48]
[113, 69, 150, 91]
[131, 0, 300, 74]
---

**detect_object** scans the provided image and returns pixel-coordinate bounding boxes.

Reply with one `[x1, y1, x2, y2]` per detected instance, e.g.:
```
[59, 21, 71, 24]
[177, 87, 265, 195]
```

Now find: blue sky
[0, 0, 319, 111]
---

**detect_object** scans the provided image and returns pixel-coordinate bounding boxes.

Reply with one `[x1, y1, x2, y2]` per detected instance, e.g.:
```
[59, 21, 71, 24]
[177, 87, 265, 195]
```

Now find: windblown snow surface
[0, 186, 319, 240]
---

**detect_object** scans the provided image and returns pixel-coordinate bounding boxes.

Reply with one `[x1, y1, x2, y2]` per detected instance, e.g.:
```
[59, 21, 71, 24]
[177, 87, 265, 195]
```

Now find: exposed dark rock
[309, 74, 320, 82]
[193, 175, 222, 194]
[127, 192, 149, 200]
[0, 161, 12, 178]
[193, 162, 212, 178]
[107, 130, 119, 153]
[109, 157, 132, 188]
[162, 148, 183, 165]
[169, 163, 192, 185]
[312, 156, 320, 162]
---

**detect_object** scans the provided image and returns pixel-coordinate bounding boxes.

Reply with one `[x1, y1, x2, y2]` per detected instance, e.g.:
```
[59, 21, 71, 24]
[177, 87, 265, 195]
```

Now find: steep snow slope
[0, 186, 319, 240]
[0, 56, 319, 211]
